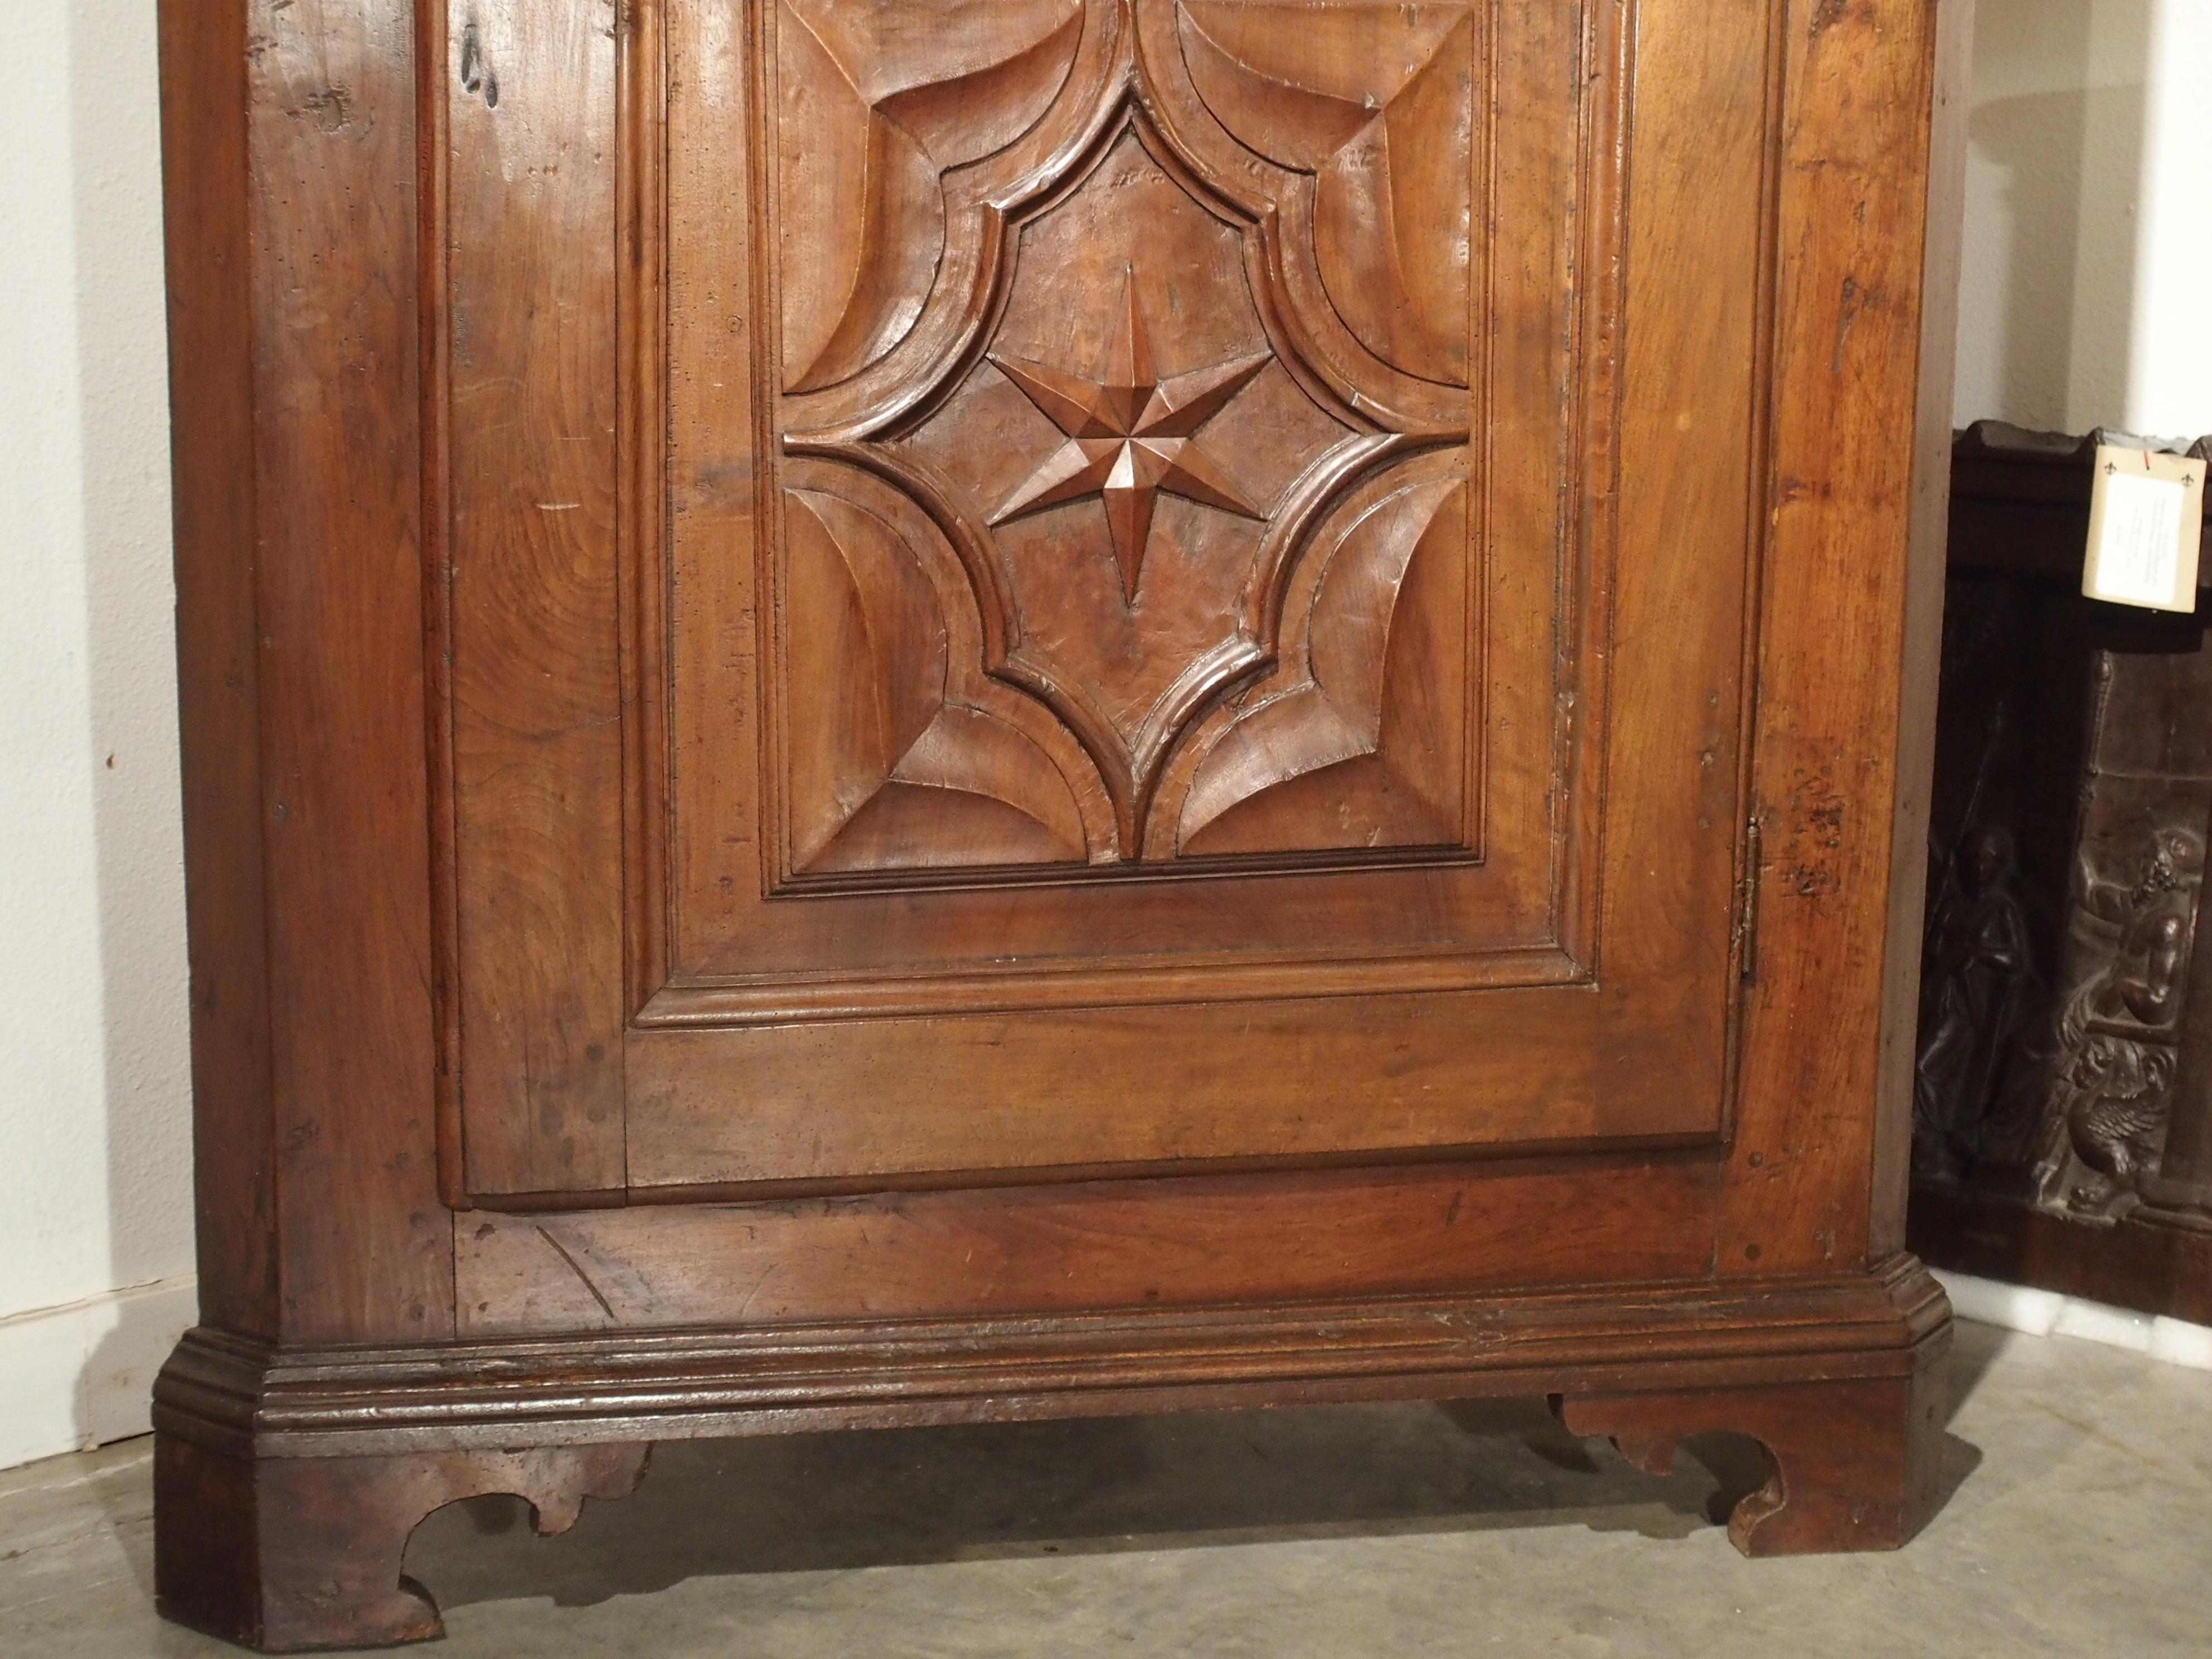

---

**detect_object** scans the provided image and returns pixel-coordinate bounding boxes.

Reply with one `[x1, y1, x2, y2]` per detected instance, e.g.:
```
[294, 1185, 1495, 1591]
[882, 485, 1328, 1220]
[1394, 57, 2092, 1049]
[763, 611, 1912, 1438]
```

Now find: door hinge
[1737, 811, 1762, 983]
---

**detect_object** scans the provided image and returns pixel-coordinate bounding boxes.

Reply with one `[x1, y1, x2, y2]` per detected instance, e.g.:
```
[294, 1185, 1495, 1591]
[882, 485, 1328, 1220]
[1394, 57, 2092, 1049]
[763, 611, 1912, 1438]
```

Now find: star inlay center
[988, 273, 1270, 604]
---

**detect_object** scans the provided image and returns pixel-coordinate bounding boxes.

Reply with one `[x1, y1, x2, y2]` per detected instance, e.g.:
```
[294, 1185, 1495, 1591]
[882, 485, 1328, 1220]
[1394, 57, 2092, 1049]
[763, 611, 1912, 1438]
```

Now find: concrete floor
[3, 1319, 2206, 1657]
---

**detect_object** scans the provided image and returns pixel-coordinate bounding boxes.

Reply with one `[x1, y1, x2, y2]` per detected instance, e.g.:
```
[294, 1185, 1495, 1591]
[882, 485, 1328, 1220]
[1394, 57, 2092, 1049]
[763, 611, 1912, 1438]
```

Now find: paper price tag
[2083, 444, 2205, 612]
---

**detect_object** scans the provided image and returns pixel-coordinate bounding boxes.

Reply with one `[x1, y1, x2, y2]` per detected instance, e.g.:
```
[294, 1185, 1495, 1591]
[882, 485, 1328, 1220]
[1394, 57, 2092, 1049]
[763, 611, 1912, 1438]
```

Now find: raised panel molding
[775, 0, 1088, 395]
[1175, 0, 1476, 389]
[1172, 464, 1470, 856]
[782, 480, 1095, 873]
[770, 0, 1484, 877]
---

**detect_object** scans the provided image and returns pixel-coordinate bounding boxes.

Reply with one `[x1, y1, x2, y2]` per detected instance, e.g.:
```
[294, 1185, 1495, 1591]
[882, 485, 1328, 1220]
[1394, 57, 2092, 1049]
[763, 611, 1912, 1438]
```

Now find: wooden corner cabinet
[154, 0, 1968, 1647]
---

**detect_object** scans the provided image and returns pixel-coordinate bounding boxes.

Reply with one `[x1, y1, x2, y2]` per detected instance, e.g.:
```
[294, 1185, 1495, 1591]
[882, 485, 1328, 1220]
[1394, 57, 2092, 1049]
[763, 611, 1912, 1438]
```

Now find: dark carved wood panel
[1908, 425, 2212, 1322]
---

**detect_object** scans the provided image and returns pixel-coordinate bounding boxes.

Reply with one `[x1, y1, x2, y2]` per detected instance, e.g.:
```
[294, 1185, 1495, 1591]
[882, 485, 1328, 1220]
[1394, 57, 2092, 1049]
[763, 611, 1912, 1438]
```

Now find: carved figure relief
[769, 0, 1480, 877]
[1915, 581, 2212, 1230]
[1912, 824, 2035, 1181]
[2034, 823, 2204, 1219]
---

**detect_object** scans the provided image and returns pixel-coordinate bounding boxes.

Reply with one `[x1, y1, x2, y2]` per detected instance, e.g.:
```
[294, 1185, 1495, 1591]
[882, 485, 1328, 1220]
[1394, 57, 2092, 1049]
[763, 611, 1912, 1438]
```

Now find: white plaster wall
[1956, 0, 2212, 435]
[0, 0, 196, 1469]
[2124, 0, 2212, 436]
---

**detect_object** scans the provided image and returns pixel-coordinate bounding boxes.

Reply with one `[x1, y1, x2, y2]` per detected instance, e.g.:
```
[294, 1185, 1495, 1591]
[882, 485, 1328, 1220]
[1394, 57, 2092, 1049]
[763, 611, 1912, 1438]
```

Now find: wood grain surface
[156, 0, 1964, 1639]
[455, 1154, 1723, 1331]
[1726, 0, 1964, 1278]
[578, 0, 1768, 1200]
[162, 0, 453, 1342]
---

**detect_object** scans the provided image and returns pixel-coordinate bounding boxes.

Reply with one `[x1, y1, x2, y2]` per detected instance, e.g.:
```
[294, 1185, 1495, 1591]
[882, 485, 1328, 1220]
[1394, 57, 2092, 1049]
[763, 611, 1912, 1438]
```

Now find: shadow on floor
[1947, 1316, 2014, 1421]
[409, 1387, 1984, 1616]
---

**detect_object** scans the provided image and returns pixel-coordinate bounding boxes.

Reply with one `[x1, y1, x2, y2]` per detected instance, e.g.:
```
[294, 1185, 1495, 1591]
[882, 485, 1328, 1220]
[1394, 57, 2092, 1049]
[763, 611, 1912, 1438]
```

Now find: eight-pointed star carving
[988, 273, 1270, 604]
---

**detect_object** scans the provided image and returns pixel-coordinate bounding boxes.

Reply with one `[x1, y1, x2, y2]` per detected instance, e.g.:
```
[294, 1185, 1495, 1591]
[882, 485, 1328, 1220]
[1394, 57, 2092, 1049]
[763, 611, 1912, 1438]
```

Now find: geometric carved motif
[1176, 1, 1476, 389]
[989, 273, 1270, 605]
[773, 0, 1479, 875]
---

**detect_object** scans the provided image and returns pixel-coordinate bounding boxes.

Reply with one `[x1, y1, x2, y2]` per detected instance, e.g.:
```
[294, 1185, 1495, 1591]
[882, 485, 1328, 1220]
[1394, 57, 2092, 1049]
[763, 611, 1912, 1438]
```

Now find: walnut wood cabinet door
[437, 0, 1769, 1205]
[152, 0, 1958, 1637]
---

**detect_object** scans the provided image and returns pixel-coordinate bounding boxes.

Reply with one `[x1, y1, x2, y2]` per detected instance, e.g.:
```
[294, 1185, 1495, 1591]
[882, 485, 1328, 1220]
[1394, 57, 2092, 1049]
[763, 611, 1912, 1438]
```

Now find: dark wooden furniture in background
[1910, 423, 2212, 1325]
[153, 1, 1967, 1648]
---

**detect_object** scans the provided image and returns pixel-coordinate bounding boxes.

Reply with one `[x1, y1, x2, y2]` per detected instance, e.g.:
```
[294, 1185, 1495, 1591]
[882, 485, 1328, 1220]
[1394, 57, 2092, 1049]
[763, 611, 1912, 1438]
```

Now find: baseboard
[0, 1275, 200, 1470]
[1932, 1269, 2212, 1371]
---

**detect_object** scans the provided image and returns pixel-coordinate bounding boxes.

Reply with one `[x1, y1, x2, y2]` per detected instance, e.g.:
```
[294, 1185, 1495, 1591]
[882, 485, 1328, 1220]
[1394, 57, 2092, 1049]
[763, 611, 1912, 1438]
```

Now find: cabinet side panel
[1726, 0, 1947, 1276]
[160, 0, 276, 1337]
[444, 0, 629, 1197]
[246, 0, 452, 1341]
[1873, 0, 1971, 1257]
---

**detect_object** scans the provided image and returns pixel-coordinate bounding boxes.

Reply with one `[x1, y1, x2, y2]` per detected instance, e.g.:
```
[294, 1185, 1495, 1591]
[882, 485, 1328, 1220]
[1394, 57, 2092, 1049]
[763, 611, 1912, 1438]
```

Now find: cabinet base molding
[153, 1259, 1948, 1650]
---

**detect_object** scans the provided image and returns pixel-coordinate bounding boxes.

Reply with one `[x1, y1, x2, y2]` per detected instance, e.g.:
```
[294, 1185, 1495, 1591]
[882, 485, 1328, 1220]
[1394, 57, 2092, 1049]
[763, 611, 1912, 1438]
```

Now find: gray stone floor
[3, 1318, 2206, 1657]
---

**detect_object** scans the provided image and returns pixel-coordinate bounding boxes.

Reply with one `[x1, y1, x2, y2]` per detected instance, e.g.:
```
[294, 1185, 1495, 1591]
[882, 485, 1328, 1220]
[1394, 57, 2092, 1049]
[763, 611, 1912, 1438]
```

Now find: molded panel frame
[418, 0, 1801, 1202]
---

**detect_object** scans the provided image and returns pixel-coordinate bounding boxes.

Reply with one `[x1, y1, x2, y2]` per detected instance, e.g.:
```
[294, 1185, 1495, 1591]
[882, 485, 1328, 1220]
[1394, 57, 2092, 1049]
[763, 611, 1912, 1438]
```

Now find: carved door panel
[440, 0, 1776, 1201]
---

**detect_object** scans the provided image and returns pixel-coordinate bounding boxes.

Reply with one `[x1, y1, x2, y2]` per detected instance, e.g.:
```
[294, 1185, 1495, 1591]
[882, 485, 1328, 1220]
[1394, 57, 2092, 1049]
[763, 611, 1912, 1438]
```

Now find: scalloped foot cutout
[155, 1435, 651, 1652]
[1554, 1342, 1951, 1556]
